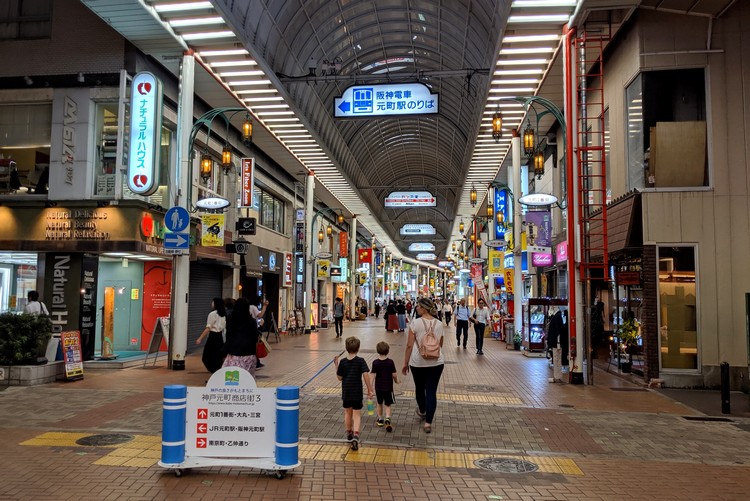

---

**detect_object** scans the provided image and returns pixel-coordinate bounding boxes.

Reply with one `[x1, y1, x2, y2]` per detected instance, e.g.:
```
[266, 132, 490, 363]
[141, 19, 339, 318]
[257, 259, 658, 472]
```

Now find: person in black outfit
[195, 298, 226, 374]
[222, 298, 260, 376]
[334, 336, 373, 450]
[547, 309, 569, 366]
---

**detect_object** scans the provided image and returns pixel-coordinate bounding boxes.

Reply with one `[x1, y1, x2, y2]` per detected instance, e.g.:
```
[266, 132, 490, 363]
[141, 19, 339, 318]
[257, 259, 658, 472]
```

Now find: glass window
[0, 102, 51, 195]
[0, 252, 38, 313]
[603, 108, 611, 204]
[658, 246, 698, 371]
[0, 0, 52, 40]
[94, 103, 118, 197]
[252, 185, 285, 233]
[626, 74, 644, 190]
[273, 198, 283, 233]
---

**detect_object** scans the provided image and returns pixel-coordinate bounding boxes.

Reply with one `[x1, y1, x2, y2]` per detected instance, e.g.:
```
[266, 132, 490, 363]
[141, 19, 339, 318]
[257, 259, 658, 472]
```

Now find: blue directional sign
[165, 232, 189, 249]
[334, 82, 439, 118]
[165, 206, 190, 232]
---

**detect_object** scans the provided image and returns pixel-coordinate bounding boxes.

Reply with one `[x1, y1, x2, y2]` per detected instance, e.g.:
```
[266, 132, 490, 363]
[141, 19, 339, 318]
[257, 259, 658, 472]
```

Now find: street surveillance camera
[233, 241, 248, 255]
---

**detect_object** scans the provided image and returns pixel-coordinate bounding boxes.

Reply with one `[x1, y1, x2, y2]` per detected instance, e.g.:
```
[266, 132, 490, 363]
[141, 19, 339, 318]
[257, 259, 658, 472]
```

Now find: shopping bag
[256, 337, 271, 358]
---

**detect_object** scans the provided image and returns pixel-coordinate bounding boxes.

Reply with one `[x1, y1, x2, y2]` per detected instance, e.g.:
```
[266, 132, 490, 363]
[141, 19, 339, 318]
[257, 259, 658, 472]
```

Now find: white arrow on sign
[197, 408, 208, 419]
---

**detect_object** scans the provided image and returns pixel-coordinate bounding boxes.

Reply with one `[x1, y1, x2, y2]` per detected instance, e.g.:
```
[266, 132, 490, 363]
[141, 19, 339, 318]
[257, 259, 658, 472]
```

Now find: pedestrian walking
[453, 298, 471, 349]
[195, 297, 226, 374]
[370, 341, 398, 432]
[333, 297, 345, 338]
[470, 298, 491, 355]
[222, 298, 260, 376]
[334, 336, 374, 450]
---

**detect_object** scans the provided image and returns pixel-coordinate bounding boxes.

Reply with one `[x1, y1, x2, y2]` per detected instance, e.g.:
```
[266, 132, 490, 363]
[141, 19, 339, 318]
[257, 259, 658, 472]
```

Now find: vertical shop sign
[127, 71, 163, 196]
[295, 222, 305, 253]
[283, 253, 293, 287]
[339, 232, 348, 258]
[78, 254, 99, 361]
[240, 158, 255, 207]
[61, 96, 76, 185]
[44, 253, 82, 335]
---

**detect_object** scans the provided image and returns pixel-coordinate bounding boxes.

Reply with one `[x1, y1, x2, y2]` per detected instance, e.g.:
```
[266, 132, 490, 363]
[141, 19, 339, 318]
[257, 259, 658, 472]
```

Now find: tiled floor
[1, 315, 749, 500]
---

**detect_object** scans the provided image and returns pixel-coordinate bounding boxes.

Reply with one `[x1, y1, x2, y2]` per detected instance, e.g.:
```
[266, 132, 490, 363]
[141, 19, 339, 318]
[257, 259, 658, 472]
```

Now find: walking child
[334, 336, 374, 450]
[370, 341, 399, 432]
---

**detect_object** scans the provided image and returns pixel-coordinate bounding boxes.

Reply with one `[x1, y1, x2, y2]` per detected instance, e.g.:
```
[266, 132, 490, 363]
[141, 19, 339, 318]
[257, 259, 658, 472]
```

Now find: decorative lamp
[326, 224, 333, 238]
[452, 243, 456, 252]
[200, 152, 213, 182]
[534, 150, 545, 179]
[497, 212, 504, 225]
[459, 220, 465, 234]
[470, 184, 477, 207]
[242, 115, 253, 146]
[476, 238, 482, 247]
[337, 212, 344, 224]
[523, 122, 535, 156]
[221, 144, 233, 174]
[491, 109, 502, 143]
[459, 250, 465, 259]
[317, 229, 324, 244]
[469, 233, 476, 242]
[486, 205, 493, 218]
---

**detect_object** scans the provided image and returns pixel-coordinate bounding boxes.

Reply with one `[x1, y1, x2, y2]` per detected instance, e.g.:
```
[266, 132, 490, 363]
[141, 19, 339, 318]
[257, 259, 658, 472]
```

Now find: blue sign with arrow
[165, 232, 189, 249]
[334, 82, 439, 118]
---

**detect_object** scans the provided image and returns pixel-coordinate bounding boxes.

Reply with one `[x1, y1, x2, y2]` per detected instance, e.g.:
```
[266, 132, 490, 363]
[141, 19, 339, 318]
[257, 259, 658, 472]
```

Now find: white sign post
[127, 72, 163, 196]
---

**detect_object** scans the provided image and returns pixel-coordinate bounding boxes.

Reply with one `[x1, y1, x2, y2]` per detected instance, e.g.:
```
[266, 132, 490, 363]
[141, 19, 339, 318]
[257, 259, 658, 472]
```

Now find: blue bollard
[275, 386, 299, 466]
[161, 384, 187, 465]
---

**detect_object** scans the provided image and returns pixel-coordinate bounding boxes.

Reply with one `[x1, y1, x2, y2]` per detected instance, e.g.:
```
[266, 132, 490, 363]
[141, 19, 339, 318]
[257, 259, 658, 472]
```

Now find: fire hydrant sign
[186, 367, 276, 458]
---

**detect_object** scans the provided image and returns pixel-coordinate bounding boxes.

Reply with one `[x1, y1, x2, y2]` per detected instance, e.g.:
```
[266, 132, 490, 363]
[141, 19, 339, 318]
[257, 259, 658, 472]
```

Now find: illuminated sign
[532, 253, 553, 267]
[408, 242, 435, 252]
[335, 82, 439, 117]
[484, 239, 506, 249]
[239, 158, 255, 208]
[384, 191, 436, 208]
[519, 193, 558, 206]
[400, 223, 436, 235]
[283, 253, 293, 287]
[128, 72, 163, 196]
[494, 187, 508, 240]
[416, 253, 437, 261]
[196, 197, 230, 210]
[437, 260, 452, 267]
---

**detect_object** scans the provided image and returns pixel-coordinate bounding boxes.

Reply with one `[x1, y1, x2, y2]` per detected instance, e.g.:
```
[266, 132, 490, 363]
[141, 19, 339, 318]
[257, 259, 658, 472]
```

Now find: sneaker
[346, 431, 353, 442]
[376, 418, 384, 427]
[351, 433, 360, 450]
[256, 361, 264, 368]
[385, 418, 392, 432]
[479, 350, 484, 355]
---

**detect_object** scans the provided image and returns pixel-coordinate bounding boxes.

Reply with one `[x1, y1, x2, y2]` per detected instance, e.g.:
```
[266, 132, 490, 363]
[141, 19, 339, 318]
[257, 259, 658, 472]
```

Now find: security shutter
[186, 262, 224, 353]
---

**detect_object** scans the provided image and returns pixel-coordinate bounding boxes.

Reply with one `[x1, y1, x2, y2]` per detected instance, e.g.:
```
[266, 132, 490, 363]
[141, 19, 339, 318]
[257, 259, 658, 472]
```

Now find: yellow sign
[504, 269, 514, 293]
[317, 259, 331, 278]
[200, 214, 225, 247]
[131, 288, 139, 300]
[489, 250, 503, 276]
[377, 278, 383, 289]
[429, 278, 435, 289]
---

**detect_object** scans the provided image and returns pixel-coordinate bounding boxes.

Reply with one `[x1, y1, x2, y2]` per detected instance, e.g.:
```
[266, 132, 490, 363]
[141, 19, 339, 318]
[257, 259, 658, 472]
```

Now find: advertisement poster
[201, 214, 225, 246]
[141, 261, 172, 351]
[283, 253, 293, 287]
[488, 250, 503, 277]
[317, 259, 331, 278]
[526, 210, 551, 249]
[61, 330, 84, 380]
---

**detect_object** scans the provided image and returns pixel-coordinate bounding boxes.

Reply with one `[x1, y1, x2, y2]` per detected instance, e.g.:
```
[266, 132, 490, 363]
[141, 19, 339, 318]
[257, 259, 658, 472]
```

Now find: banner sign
[339, 232, 348, 258]
[526, 210, 552, 248]
[408, 242, 435, 252]
[384, 191, 436, 208]
[357, 248, 372, 265]
[494, 187, 508, 240]
[283, 253, 293, 287]
[470, 264, 490, 305]
[489, 250, 503, 276]
[201, 214, 225, 247]
[504, 269, 514, 293]
[400, 223, 436, 235]
[532, 253, 553, 267]
[556, 241, 568, 264]
[239, 158, 255, 208]
[127, 72, 162, 196]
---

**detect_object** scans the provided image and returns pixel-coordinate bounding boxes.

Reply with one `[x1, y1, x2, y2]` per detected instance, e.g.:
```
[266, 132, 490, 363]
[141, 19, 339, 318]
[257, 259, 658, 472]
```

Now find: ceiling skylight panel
[496, 58, 549, 65]
[504, 34, 560, 43]
[182, 30, 234, 40]
[228, 79, 273, 86]
[198, 49, 248, 57]
[218, 70, 265, 77]
[210, 60, 257, 67]
[168, 16, 223, 27]
[508, 14, 571, 23]
[500, 47, 556, 55]
[154, 2, 213, 12]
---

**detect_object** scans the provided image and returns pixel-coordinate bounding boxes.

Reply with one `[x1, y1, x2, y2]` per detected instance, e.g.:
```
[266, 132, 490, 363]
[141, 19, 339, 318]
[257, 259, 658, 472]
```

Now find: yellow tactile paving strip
[20, 432, 582, 475]
[312, 387, 524, 406]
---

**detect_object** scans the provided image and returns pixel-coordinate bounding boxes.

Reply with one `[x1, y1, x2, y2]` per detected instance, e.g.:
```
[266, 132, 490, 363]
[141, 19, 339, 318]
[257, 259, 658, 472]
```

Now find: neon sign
[128, 72, 163, 196]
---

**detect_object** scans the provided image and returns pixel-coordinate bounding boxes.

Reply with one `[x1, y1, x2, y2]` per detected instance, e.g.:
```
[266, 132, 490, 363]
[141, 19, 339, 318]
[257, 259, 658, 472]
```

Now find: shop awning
[589, 192, 641, 258]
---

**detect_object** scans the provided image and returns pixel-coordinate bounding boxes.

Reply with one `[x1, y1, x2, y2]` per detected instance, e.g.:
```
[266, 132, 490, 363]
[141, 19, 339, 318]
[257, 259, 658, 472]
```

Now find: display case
[523, 298, 567, 352]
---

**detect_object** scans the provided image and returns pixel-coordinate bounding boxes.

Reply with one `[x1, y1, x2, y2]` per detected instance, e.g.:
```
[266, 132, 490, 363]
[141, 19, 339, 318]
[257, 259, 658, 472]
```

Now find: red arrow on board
[197, 423, 207, 434]
[196, 437, 207, 448]
[197, 409, 208, 419]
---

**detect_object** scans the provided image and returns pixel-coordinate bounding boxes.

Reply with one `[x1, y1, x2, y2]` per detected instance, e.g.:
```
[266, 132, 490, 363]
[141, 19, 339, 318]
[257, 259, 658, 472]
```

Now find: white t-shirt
[408, 317, 444, 367]
[472, 306, 492, 325]
[206, 310, 226, 332]
[25, 301, 48, 315]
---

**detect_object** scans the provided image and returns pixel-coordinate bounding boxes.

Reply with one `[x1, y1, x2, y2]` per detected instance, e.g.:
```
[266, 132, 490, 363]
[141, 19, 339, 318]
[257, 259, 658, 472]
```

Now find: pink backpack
[417, 319, 441, 360]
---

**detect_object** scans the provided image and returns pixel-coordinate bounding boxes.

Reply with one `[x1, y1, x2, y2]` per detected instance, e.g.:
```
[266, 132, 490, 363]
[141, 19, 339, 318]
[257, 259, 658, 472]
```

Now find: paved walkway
[1, 315, 749, 500]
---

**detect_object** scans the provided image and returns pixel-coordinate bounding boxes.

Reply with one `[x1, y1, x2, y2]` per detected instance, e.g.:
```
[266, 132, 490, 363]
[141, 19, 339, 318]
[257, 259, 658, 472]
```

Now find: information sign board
[186, 368, 276, 458]
[334, 82, 438, 117]
[128, 72, 163, 196]
[385, 191, 436, 208]
[61, 330, 84, 380]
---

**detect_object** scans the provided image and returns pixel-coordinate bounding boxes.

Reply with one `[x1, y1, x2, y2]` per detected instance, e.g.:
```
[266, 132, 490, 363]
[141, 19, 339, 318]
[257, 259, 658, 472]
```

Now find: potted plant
[513, 331, 522, 351]
[616, 318, 640, 373]
[0, 312, 53, 366]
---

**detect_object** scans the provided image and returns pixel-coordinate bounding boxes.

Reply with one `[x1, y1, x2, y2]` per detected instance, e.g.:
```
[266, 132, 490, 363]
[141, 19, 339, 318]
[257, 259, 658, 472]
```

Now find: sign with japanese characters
[400, 223, 436, 235]
[186, 368, 276, 458]
[408, 242, 435, 252]
[201, 214, 225, 247]
[61, 330, 84, 380]
[334, 82, 439, 117]
[127, 72, 162, 196]
[384, 191, 436, 208]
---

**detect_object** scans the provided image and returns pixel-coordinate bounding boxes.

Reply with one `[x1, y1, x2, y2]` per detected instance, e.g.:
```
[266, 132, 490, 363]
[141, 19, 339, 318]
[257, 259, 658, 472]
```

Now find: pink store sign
[556, 242, 568, 264]
[532, 253, 553, 267]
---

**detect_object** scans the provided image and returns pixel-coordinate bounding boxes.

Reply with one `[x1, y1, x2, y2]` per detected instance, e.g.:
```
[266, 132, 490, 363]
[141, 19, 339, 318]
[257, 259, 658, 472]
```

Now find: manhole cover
[474, 457, 539, 473]
[76, 434, 134, 447]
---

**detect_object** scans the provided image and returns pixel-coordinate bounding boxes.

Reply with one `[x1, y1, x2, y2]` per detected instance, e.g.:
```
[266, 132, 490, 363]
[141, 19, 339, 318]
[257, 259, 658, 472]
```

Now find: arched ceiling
[212, 0, 511, 258]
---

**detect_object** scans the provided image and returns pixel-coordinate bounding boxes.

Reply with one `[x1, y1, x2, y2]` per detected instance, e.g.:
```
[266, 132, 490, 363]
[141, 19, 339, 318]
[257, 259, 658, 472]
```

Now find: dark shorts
[342, 400, 363, 410]
[375, 390, 394, 406]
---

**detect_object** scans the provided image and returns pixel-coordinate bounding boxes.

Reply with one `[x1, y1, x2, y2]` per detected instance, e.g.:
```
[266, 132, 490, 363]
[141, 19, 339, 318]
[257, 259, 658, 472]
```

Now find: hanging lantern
[452, 242, 456, 252]
[200, 152, 213, 182]
[470, 184, 477, 207]
[486, 205, 493, 218]
[476, 238, 482, 247]
[523, 122, 535, 155]
[497, 212, 504, 225]
[469, 233, 476, 242]
[459, 220, 465, 234]
[242, 115, 253, 146]
[459, 250, 465, 259]
[326, 224, 333, 238]
[221, 144, 233, 174]
[337, 212, 344, 224]
[491, 109, 502, 143]
[534, 150, 545, 179]
[317, 229, 324, 243]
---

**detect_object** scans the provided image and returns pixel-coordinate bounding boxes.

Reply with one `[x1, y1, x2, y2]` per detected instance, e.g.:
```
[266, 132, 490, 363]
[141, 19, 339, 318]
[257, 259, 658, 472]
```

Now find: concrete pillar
[304, 171, 315, 331]
[169, 51, 194, 370]
[369, 236, 375, 315]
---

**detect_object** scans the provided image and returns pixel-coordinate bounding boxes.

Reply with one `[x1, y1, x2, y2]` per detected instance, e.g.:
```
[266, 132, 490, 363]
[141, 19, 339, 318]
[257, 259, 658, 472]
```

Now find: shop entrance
[101, 280, 134, 353]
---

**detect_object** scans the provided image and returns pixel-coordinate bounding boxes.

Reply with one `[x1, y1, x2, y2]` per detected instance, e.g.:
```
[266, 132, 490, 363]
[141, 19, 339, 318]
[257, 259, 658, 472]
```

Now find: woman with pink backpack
[401, 297, 444, 434]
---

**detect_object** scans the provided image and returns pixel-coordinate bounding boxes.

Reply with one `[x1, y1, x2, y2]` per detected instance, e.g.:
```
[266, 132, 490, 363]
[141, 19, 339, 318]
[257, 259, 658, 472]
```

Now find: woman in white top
[442, 300, 453, 326]
[402, 297, 444, 434]
[195, 297, 227, 373]
[470, 298, 492, 355]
